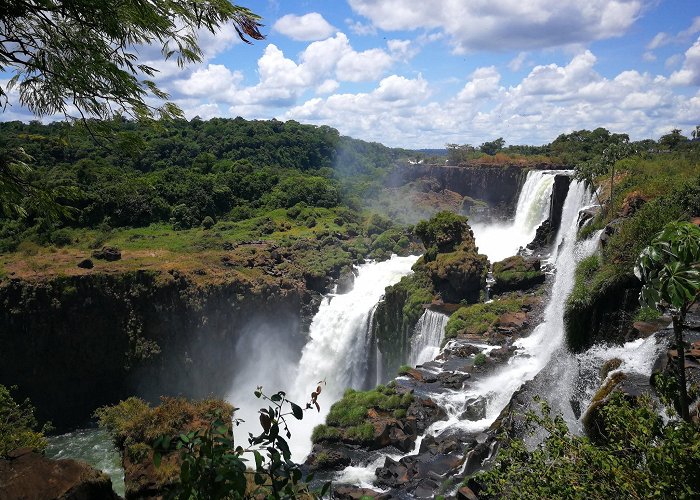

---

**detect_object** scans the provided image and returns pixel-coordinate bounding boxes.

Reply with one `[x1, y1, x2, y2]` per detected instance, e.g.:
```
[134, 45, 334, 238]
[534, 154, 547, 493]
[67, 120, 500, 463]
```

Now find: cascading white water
[288, 254, 419, 459]
[537, 332, 666, 433]
[471, 170, 564, 261]
[431, 180, 599, 434]
[409, 310, 449, 366]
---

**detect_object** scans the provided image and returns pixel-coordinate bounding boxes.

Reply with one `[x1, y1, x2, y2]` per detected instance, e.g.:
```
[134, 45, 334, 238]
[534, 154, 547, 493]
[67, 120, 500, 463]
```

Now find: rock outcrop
[386, 163, 565, 217]
[0, 271, 309, 430]
[0, 448, 120, 499]
[492, 256, 545, 294]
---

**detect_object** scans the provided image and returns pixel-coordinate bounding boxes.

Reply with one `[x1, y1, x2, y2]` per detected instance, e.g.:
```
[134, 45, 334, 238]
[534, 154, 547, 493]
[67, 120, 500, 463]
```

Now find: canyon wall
[0, 271, 312, 429]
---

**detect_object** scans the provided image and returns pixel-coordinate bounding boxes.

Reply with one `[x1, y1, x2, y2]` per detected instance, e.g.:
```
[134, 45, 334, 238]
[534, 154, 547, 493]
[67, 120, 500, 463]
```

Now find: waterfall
[471, 169, 564, 261]
[409, 310, 449, 366]
[512, 170, 557, 235]
[288, 254, 419, 459]
[533, 331, 666, 433]
[431, 180, 599, 434]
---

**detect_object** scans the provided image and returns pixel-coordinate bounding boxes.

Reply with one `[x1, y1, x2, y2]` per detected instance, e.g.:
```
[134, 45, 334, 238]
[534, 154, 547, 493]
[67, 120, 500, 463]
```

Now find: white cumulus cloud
[347, 0, 642, 52]
[272, 13, 336, 41]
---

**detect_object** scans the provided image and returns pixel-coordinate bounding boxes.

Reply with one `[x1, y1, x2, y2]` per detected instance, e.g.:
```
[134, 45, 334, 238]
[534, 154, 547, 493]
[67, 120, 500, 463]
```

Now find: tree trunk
[672, 314, 690, 422]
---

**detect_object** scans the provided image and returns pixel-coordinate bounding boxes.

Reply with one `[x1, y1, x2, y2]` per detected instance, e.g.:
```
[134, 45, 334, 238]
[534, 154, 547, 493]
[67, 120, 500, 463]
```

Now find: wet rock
[443, 341, 480, 358]
[578, 206, 600, 229]
[438, 371, 470, 389]
[458, 485, 479, 500]
[492, 256, 545, 294]
[77, 258, 94, 269]
[600, 358, 622, 379]
[582, 371, 651, 442]
[461, 397, 487, 421]
[91, 246, 121, 261]
[0, 448, 119, 499]
[527, 219, 552, 251]
[549, 174, 571, 235]
[335, 269, 356, 294]
[305, 445, 351, 472]
[333, 485, 392, 499]
[633, 317, 671, 337]
[407, 398, 448, 433]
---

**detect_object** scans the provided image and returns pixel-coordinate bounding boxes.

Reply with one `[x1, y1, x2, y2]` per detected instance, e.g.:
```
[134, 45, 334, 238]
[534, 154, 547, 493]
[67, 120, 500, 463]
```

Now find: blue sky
[3, 0, 700, 148]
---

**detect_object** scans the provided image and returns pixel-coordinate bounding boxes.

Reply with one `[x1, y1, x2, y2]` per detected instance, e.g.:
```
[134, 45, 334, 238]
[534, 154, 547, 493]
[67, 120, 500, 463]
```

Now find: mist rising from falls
[471, 170, 562, 261]
[409, 310, 449, 367]
[432, 180, 598, 434]
[289, 255, 419, 459]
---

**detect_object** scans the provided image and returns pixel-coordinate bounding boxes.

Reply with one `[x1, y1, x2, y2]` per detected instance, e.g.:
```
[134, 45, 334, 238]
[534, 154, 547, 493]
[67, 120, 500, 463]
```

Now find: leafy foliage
[635, 221, 700, 421]
[477, 394, 700, 499]
[414, 211, 471, 253]
[1, 0, 262, 120]
[0, 384, 51, 457]
[635, 221, 700, 313]
[152, 387, 329, 499]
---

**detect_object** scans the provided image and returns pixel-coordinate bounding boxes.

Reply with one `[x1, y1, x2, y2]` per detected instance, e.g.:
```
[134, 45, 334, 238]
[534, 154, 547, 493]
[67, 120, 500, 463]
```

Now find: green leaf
[290, 402, 303, 420]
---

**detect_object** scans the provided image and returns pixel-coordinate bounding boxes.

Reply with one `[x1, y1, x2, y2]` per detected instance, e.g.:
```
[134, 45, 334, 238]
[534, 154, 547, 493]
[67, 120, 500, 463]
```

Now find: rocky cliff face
[387, 165, 525, 215]
[0, 271, 311, 429]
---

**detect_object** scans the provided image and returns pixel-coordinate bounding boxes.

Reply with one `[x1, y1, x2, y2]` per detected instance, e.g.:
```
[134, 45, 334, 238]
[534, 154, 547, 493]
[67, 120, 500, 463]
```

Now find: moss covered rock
[492, 255, 545, 294]
[96, 396, 233, 498]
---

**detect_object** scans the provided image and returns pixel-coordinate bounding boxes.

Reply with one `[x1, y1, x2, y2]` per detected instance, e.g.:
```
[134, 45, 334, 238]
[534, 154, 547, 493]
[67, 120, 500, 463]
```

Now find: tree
[659, 129, 688, 151]
[1, 0, 263, 121]
[573, 137, 634, 214]
[479, 137, 505, 156]
[635, 221, 700, 421]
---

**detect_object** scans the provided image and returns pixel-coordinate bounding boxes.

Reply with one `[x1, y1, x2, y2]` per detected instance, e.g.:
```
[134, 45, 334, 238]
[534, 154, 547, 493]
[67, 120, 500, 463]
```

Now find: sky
[3, 0, 700, 148]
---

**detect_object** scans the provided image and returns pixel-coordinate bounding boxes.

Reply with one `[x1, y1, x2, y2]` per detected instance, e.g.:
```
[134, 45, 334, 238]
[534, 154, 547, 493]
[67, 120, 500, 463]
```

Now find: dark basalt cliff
[0, 271, 311, 429]
[386, 163, 566, 216]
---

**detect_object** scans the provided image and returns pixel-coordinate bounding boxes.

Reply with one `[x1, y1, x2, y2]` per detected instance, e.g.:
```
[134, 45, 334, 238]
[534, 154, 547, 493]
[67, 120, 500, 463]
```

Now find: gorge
[1, 119, 698, 499]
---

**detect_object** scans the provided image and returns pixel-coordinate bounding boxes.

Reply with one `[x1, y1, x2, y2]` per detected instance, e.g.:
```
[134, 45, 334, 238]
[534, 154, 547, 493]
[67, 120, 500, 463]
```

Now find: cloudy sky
[4, 0, 700, 148]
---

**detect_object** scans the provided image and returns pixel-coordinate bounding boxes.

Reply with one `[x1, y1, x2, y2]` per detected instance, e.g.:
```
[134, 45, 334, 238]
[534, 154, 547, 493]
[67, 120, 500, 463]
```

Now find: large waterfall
[289, 255, 419, 459]
[471, 169, 562, 261]
[432, 180, 599, 434]
[409, 310, 449, 367]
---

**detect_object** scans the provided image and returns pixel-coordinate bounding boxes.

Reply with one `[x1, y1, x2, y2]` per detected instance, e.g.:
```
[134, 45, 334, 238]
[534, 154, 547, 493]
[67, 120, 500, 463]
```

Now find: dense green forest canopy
[0, 117, 412, 251]
[2, 118, 699, 256]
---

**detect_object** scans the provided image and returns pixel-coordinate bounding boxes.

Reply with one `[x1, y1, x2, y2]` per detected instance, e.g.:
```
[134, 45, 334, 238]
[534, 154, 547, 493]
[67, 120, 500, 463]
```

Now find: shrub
[476, 394, 700, 499]
[201, 216, 215, 229]
[474, 353, 487, 366]
[311, 424, 341, 443]
[346, 423, 375, 442]
[0, 385, 51, 457]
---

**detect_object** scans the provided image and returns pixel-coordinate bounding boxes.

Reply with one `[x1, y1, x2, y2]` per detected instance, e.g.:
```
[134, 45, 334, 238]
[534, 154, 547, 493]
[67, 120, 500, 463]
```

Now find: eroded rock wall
[0, 272, 310, 429]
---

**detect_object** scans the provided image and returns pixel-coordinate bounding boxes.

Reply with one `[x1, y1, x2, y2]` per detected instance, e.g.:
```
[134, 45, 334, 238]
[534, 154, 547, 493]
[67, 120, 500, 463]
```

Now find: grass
[312, 384, 413, 444]
[444, 295, 526, 341]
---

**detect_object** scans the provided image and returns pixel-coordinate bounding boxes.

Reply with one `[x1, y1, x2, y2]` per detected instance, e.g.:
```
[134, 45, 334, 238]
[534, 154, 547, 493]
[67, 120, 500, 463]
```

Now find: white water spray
[409, 310, 449, 366]
[471, 170, 565, 261]
[432, 180, 599, 434]
[289, 255, 419, 459]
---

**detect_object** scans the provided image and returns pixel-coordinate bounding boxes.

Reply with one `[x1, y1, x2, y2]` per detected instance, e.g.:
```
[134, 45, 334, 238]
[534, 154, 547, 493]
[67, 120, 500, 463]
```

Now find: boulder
[0, 448, 119, 499]
[77, 258, 94, 269]
[581, 371, 651, 442]
[333, 485, 392, 499]
[492, 256, 545, 294]
[304, 445, 351, 472]
[527, 219, 552, 251]
[91, 246, 121, 261]
[426, 250, 489, 303]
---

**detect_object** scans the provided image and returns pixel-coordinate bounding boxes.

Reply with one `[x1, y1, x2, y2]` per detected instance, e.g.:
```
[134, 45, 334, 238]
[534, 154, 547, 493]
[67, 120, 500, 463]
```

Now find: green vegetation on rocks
[492, 255, 545, 294]
[312, 385, 412, 445]
[444, 296, 527, 342]
[0, 385, 50, 457]
[476, 394, 700, 499]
